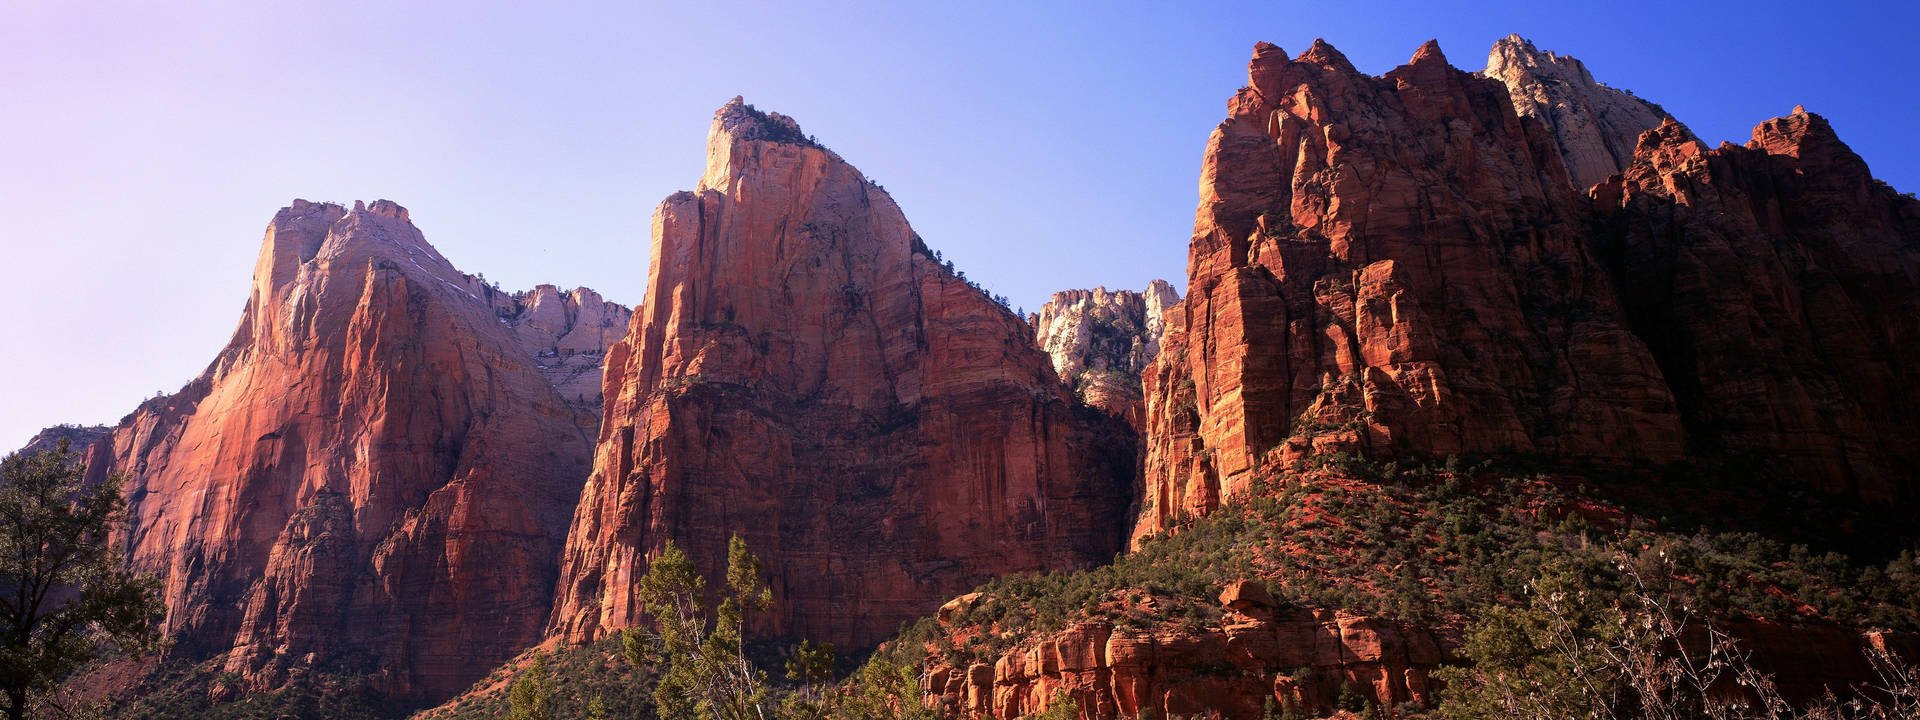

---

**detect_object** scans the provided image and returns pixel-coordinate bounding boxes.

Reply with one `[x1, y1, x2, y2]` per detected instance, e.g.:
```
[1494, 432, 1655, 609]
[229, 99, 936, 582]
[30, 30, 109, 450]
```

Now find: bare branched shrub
[1439, 555, 1920, 720]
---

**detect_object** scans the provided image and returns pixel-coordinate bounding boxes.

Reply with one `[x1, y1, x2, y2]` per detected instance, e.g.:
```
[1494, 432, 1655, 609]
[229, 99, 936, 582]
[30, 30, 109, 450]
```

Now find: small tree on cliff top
[0, 441, 164, 720]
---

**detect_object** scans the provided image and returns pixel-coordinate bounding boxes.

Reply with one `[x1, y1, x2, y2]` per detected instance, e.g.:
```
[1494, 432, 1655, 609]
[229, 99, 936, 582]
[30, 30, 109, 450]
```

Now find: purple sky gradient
[4, 0, 1916, 450]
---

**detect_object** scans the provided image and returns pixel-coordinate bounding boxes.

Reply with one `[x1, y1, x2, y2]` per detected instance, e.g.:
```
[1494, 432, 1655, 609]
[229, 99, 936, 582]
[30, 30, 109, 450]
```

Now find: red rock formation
[1139, 39, 1687, 542]
[548, 98, 1136, 650]
[925, 602, 1920, 720]
[1593, 108, 1920, 504]
[925, 595, 1447, 720]
[83, 200, 624, 700]
[1030, 281, 1180, 425]
[1482, 34, 1669, 191]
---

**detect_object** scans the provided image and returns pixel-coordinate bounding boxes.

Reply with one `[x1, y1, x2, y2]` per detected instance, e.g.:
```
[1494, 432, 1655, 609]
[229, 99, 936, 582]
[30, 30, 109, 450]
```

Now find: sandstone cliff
[1592, 108, 1920, 503]
[84, 200, 626, 701]
[1138, 39, 1687, 542]
[1030, 280, 1180, 423]
[1482, 34, 1669, 190]
[547, 98, 1136, 650]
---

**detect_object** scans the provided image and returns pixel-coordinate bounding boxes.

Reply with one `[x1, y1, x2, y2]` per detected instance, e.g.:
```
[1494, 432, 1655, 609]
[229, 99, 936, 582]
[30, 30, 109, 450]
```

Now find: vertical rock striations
[1030, 280, 1180, 424]
[1140, 37, 1920, 541]
[1138, 39, 1686, 542]
[1593, 108, 1920, 503]
[1482, 34, 1669, 191]
[83, 200, 627, 701]
[548, 98, 1136, 650]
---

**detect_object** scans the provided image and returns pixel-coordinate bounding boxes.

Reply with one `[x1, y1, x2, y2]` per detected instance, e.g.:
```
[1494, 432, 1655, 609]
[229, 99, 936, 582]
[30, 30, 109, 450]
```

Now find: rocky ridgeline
[77, 199, 628, 701]
[487, 284, 632, 415]
[1029, 280, 1179, 425]
[1481, 33, 1669, 190]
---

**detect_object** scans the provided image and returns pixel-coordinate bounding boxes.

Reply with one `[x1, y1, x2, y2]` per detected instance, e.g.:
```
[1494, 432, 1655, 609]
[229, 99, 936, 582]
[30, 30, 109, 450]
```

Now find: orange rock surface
[547, 99, 1136, 649]
[1139, 39, 1688, 542]
[82, 200, 622, 700]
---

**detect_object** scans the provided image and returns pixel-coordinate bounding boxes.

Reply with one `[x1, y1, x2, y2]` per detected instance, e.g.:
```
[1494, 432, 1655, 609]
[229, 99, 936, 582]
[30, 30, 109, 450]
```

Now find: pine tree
[0, 441, 163, 720]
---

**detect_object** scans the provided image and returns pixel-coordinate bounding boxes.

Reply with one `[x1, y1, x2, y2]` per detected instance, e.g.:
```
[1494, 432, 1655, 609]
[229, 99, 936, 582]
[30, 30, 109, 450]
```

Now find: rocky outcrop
[488, 284, 633, 414]
[83, 200, 623, 701]
[1482, 34, 1669, 190]
[926, 601, 1920, 719]
[547, 98, 1136, 650]
[1593, 108, 1920, 503]
[11, 424, 110, 458]
[943, 615, 1439, 718]
[1138, 39, 1687, 542]
[1139, 37, 1920, 542]
[1030, 280, 1180, 423]
[925, 592, 1447, 720]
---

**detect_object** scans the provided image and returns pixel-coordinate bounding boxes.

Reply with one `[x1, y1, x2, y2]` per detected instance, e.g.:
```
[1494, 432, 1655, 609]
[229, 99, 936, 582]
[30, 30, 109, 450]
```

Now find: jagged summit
[1482, 34, 1669, 189]
[79, 199, 629, 702]
[1410, 38, 1446, 65]
[712, 95, 819, 148]
[550, 92, 1134, 651]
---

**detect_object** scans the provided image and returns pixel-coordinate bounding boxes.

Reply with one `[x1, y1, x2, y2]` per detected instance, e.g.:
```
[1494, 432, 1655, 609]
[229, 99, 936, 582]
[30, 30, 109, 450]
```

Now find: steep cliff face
[1030, 280, 1180, 423]
[84, 200, 624, 701]
[488, 284, 633, 414]
[1482, 34, 1669, 190]
[1138, 40, 1686, 542]
[548, 99, 1136, 650]
[1593, 108, 1920, 504]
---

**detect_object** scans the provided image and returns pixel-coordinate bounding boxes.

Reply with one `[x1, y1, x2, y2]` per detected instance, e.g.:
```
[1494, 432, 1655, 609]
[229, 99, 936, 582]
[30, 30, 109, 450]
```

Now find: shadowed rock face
[1593, 109, 1920, 503]
[1138, 38, 1920, 541]
[1482, 34, 1669, 191]
[1138, 39, 1687, 543]
[83, 200, 625, 701]
[548, 98, 1136, 650]
[1030, 280, 1180, 425]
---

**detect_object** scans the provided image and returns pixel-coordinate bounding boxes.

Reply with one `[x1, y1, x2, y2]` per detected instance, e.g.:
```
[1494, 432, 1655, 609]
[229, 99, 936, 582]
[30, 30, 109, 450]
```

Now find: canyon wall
[547, 99, 1136, 650]
[83, 200, 625, 701]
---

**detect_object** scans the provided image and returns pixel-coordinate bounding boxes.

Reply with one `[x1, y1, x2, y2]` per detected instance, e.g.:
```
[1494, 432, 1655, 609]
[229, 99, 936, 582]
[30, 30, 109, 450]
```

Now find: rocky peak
[702, 96, 827, 192]
[549, 101, 1135, 650]
[1482, 33, 1669, 190]
[1030, 281, 1181, 424]
[86, 199, 613, 702]
[1140, 37, 1685, 542]
[9, 424, 110, 459]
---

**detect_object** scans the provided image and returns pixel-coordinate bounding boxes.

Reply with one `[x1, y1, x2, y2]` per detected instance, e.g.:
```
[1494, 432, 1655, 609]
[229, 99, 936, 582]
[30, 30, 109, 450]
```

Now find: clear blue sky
[3, 0, 1915, 450]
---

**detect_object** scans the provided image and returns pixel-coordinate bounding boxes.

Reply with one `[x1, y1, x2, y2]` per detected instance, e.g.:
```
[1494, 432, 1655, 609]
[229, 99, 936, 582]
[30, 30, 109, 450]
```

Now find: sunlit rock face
[1139, 37, 1920, 543]
[1481, 34, 1669, 191]
[84, 199, 625, 700]
[548, 98, 1137, 651]
[1139, 39, 1687, 543]
[1030, 280, 1180, 425]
